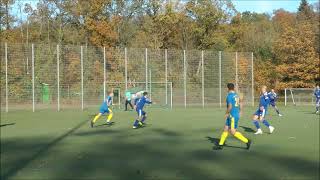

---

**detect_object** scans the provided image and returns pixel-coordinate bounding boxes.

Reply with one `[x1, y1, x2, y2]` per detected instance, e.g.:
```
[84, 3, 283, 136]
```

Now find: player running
[133, 91, 152, 129]
[252, 85, 275, 135]
[268, 89, 283, 116]
[314, 85, 320, 114]
[90, 91, 114, 128]
[217, 83, 252, 150]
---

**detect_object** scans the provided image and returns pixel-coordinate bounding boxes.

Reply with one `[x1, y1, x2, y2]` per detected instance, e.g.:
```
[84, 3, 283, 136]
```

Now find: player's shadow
[239, 126, 255, 133]
[95, 122, 115, 127]
[0, 123, 15, 127]
[206, 136, 246, 150]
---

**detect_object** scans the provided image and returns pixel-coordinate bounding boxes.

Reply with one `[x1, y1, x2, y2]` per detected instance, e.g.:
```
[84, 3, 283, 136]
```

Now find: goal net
[285, 88, 316, 106]
[105, 81, 173, 109]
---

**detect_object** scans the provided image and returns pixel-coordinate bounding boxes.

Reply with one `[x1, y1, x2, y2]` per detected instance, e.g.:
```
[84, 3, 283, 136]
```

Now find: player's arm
[146, 98, 152, 104]
[225, 103, 232, 119]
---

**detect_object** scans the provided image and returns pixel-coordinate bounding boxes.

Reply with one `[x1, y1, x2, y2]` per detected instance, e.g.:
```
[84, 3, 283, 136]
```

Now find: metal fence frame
[1, 43, 255, 112]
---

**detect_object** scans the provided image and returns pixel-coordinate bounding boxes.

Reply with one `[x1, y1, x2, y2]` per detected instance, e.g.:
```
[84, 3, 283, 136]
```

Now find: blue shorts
[270, 101, 276, 107]
[99, 107, 111, 114]
[254, 109, 267, 117]
[136, 109, 146, 117]
[225, 115, 239, 129]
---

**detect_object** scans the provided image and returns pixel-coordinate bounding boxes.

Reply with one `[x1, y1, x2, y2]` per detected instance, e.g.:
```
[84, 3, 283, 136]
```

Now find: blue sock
[141, 116, 146, 123]
[253, 120, 260, 129]
[262, 120, 270, 127]
[133, 120, 139, 127]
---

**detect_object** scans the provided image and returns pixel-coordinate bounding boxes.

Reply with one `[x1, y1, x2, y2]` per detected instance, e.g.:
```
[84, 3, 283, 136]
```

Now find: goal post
[285, 88, 315, 106]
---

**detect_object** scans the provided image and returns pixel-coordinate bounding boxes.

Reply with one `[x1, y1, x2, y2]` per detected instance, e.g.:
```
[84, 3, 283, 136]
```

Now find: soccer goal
[284, 88, 316, 106]
[105, 81, 173, 109]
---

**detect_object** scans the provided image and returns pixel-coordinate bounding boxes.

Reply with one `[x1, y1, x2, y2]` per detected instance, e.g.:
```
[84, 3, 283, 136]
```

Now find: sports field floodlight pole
[32, 44, 35, 112]
[81, 46, 84, 110]
[57, 45, 60, 111]
[165, 49, 168, 105]
[183, 50, 187, 108]
[235, 52, 238, 89]
[145, 48, 148, 91]
[219, 51, 222, 108]
[251, 52, 254, 106]
[5, 42, 8, 112]
[201, 50, 204, 108]
[125, 47, 127, 90]
[103, 46, 106, 100]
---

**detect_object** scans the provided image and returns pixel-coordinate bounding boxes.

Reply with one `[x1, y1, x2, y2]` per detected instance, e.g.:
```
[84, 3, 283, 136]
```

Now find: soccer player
[314, 85, 320, 114]
[268, 89, 283, 116]
[90, 91, 114, 128]
[217, 83, 252, 150]
[252, 85, 275, 135]
[133, 91, 152, 129]
[124, 90, 134, 111]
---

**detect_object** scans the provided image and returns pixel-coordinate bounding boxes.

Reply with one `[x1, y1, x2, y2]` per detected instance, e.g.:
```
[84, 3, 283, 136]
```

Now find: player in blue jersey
[268, 89, 283, 116]
[252, 85, 275, 135]
[314, 85, 320, 114]
[217, 83, 251, 150]
[90, 91, 114, 128]
[133, 91, 152, 129]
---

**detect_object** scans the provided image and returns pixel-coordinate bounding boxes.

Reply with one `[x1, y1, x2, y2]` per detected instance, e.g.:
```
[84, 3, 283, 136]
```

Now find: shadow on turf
[239, 126, 255, 133]
[94, 122, 115, 127]
[0, 118, 89, 180]
[206, 136, 246, 150]
[0, 123, 15, 127]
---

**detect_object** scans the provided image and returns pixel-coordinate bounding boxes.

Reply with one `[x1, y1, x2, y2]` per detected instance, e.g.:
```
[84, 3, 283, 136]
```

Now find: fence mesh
[1, 43, 255, 111]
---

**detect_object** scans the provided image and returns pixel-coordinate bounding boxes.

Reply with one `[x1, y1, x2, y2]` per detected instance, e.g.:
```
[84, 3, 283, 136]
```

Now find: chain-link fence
[0, 43, 254, 112]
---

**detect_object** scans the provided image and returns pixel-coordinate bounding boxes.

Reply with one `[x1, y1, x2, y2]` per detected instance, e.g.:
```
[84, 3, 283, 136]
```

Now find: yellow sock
[92, 114, 101, 123]
[107, 113, 113, 122]
[219, 131, 229, 145]
[234, 132, 248, 143]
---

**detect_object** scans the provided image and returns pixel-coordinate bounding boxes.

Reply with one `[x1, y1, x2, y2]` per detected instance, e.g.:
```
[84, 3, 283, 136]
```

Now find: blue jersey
[268, 92, 277, 102]
[107, 96, 112, 105]
[226, 92, 240, 118]
[259, 92, 270, 111]
[136, 96, 152, 110]
[314, 89, 320, 99]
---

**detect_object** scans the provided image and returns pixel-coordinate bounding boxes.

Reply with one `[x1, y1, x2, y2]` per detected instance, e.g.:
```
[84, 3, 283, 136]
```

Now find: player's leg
[252, 113, 263, 135]
[230, 117, 249, 143]
[316, 99, 320, 113]
[91, 112, 103, 127]
[125, 100, 128, 111]
[106, 108, 113, 124]
[271, 102, 282, 116]
[141, 111, 147, 124]
[129, 101, 134, 110]
[260, 114, 275, 134]
[218, 124, 229, 147]
[133, 109, 142, 129]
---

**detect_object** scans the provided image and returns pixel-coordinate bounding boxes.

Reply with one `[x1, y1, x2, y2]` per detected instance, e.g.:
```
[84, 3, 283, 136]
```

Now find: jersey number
[235, 97, 239, 107]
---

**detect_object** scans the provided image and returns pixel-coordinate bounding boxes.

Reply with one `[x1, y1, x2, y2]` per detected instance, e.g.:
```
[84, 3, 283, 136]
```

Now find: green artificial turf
[1, 106, 319, 180]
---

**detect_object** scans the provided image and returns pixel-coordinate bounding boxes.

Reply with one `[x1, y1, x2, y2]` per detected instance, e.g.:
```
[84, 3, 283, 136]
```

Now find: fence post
[103, 46, 106, 100]
[149, 69, 152, 100]
[145, 48, 148, 91]
[183, 50, 187, 108]
[235, 52, 238, 88]
[284, 88, 287, 106]
[251, 52, 254, 107]
[125, 47, 127, 90]
[170, 82, 173, 109]
[81, 46, 84, 110]
[219, 51, 222, 108]
[5, 42, 8, 112]
[201, 50, 204, 108]
[57, 45, 60, 111]
[165, 49, 168, 105]
[32, 44, 35, 112]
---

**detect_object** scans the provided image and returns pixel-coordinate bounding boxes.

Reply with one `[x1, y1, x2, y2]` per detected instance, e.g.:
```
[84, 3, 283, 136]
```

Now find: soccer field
[1, 106, 319, 180]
